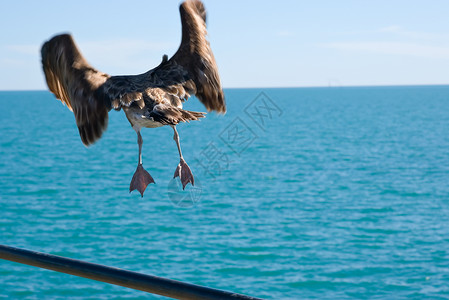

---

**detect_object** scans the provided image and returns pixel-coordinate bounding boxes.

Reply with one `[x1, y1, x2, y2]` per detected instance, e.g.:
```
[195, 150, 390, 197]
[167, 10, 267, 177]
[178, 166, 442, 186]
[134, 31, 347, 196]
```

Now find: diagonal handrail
[0, 244, 264, 300]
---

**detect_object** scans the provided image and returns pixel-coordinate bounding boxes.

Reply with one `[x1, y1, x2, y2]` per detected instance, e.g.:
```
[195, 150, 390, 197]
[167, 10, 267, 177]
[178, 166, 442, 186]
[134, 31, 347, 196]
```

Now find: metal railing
[0, 244, 264, 300]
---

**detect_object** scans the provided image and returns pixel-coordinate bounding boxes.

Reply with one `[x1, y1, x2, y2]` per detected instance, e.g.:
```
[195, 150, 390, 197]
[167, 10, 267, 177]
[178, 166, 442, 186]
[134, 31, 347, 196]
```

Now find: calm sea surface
[1, 86, 449, 299]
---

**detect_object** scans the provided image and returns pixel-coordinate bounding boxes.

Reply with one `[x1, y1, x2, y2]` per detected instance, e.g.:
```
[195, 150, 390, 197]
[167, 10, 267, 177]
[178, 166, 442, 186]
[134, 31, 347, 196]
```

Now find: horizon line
[1, 83, 449, 92]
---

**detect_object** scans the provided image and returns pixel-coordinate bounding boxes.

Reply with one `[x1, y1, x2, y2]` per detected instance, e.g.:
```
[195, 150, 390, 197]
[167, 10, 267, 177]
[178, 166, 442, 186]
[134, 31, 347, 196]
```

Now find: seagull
[41, 0, 225, 197]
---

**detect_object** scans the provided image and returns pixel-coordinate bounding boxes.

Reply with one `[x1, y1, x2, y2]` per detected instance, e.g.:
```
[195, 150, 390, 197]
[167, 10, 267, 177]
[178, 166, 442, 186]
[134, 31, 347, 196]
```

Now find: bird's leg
[130, 130, 155, 197]
[172, 125, 194, 190]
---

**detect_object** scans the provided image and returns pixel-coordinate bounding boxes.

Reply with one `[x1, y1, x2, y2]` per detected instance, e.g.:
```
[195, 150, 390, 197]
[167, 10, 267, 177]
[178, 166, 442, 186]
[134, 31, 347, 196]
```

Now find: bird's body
[40, 0, 225, 196]
[124, 106, 164, 130]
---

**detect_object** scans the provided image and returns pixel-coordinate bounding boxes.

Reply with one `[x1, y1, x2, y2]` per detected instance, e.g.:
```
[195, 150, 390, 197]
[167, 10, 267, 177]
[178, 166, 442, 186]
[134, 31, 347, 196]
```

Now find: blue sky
[1, 0, 449, 90]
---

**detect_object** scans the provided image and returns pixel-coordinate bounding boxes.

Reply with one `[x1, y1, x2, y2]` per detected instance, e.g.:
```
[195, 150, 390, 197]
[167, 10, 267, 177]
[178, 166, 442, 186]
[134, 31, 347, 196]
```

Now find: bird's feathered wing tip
[186, 0, 207, 23]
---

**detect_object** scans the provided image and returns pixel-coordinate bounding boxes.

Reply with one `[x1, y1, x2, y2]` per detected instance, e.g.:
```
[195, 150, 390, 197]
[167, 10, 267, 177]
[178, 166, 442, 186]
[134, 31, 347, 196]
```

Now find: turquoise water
[1, 86, 449, 299]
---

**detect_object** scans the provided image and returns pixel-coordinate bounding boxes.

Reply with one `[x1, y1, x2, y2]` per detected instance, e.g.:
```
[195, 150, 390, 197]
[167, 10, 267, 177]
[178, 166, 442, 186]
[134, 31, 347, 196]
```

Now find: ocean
[1, 86, 449, 299]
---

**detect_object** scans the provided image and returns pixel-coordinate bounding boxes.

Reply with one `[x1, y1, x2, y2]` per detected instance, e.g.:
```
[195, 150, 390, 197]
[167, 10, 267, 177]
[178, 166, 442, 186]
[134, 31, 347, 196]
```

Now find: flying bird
[41, 0, 225, 197]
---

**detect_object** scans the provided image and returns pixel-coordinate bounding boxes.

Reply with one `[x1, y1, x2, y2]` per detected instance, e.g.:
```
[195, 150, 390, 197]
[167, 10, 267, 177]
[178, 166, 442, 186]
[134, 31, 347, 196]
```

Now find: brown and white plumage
[41, 0, 225, 196]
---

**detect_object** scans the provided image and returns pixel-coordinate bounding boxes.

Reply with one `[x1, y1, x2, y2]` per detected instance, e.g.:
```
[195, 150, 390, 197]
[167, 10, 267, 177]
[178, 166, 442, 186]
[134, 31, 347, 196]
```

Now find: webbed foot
[130, 164, 155, 197]
[173, 158, 194, 190]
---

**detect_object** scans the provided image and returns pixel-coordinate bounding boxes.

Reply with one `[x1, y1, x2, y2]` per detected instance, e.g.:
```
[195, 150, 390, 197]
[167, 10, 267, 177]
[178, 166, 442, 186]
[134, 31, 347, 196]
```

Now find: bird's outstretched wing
[41, 0, 225, 146]
[170, 0, 225, 112]
[41, 34, 111, 146]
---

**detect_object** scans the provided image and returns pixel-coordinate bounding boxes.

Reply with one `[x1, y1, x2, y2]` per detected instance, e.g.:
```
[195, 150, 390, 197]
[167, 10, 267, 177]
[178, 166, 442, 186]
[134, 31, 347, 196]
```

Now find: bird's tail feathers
[149, 105, 205, 125]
